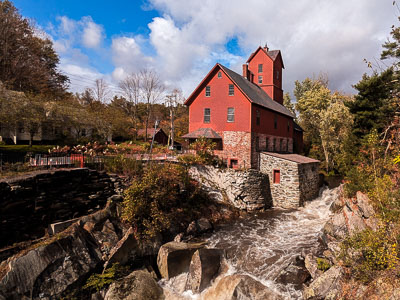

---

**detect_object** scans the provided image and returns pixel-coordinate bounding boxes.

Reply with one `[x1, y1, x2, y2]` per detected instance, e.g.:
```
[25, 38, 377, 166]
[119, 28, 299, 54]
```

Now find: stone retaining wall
[189, 165, 272, 211]
[0, 168, 122, 248]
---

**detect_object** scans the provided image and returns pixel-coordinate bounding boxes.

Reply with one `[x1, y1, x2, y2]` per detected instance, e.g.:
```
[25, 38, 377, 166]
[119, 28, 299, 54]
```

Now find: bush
[340, 226, 399, 282]
[316, 257, 331, 272]
[121, 163, 208, 240]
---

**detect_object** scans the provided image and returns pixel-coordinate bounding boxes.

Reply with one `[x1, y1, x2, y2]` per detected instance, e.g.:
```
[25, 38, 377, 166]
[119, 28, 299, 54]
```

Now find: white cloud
[81, 16, 104, 48]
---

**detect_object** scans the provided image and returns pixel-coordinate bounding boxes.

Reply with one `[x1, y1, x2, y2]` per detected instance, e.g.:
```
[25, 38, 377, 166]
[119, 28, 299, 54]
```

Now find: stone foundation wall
[0, 168, 121, 248]
[189, 165, 272, 211]
[299, 163, 320, 204]
[259, 153, 301, 208]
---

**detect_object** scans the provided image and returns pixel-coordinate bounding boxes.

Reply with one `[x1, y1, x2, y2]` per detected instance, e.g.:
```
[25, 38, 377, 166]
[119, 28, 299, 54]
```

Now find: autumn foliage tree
[0, 0, 68, 96]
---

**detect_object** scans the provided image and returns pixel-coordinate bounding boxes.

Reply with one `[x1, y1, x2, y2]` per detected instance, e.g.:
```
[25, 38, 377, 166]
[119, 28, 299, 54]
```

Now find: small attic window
[258, 64, 263, 73]
[205, 86, 211, 97]
[218, 71, 222, 78]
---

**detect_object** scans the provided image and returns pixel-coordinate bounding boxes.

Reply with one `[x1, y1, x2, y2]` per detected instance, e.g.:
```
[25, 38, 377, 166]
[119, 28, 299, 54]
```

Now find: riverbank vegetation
[285, 4, 400, 286]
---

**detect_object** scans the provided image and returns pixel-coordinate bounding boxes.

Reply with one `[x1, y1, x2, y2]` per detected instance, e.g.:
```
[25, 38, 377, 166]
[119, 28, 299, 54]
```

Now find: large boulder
[157, 242, 205, 280]
[303, 266, 343, 300]
[104, 269, 163, 300]
[0, 224, 102, 300]
[185, 248, 223, 293]
[202, 274, 284, 300]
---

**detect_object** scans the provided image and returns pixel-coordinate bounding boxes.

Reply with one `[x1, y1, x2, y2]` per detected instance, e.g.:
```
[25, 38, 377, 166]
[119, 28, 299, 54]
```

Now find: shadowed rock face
[0, 224, 102, 300]
[0, 202, 128, 300]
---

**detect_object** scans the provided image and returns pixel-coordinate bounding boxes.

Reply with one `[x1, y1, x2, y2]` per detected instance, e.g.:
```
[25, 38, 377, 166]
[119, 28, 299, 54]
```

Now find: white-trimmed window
[229, 84, 234, 96]
[227, 107, 235, 122]
[204, 108, 211, 123]
[258, 75, 263, 84]
[258, 64, 263, 73]
[205, 86, 211, 97]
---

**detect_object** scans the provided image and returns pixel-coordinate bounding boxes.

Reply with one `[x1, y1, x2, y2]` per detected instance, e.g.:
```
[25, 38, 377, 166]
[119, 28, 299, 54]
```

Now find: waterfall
[160, 186, 340, 300]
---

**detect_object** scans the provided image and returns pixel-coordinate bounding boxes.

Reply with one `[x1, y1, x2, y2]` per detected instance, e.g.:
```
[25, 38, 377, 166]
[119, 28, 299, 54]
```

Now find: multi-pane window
[229, 84, 234, 96]
[205, 86, 211, 97]
[227, 107, 235, 122]
[258, 76, 263, 84]
[218, 71, 222, 78]
[276, 70, 279, 80]
[204, 108, 211, 123]
[256, 110, 260, 125]
[274, 115, 278, 129]
[258, 64, 263, 73]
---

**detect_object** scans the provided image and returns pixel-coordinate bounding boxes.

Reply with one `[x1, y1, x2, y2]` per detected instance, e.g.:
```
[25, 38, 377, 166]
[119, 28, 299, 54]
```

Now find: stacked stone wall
[259, 153, 301, 208]
[189, 165, 272, 211]
[298, 163, 320, 204]
[0, 168, 122, 248]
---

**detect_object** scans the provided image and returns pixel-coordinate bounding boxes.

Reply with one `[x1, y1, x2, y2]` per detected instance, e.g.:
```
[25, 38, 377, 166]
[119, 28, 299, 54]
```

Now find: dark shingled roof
[182, 128, 222, 139]
[219, 64, 295, 118]
[261, 152, 320, 164]
[267, 50, 280, 61]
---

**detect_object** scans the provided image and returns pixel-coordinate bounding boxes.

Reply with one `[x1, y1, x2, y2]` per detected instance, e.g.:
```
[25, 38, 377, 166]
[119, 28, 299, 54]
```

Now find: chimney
[242, 64, 248, 79]
[264, 42, 269, 51]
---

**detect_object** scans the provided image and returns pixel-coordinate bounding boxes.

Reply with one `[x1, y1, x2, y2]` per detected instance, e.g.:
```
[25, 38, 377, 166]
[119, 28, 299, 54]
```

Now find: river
[160, 186, 340, 300]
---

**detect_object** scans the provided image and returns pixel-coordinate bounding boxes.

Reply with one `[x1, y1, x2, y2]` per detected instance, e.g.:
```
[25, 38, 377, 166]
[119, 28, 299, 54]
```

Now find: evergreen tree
[347, 69, 396, 139]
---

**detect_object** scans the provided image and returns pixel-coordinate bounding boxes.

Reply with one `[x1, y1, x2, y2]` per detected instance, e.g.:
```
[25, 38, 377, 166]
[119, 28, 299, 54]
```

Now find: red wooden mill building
[183, 45, 303, 169]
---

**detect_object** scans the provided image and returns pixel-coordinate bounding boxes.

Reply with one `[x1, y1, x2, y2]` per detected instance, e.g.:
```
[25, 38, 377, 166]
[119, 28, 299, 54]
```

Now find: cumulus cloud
[81, 16, 104, 48]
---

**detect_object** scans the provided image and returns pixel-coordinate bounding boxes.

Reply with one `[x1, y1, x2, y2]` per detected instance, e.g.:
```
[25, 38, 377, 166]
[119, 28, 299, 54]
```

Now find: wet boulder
[185, 248, 223, 293]
[104, 269, 163, 300]
[157, 241, 206, 279]
[202, 274, 284, 300]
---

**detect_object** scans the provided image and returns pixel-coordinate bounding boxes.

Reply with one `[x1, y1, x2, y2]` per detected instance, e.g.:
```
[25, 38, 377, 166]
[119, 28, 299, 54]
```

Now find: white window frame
[227, 107, 235, 122]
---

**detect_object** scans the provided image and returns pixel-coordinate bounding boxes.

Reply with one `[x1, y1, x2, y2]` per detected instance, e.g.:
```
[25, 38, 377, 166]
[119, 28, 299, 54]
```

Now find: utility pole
[149, 119, 159, 154]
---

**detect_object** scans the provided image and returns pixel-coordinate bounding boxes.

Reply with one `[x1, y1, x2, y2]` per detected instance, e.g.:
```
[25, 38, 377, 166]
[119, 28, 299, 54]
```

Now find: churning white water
[160, 186, 340, 300]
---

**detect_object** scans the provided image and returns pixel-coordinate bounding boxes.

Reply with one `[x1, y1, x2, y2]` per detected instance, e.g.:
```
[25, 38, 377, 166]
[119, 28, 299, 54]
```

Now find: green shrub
[340, 226, 399, 282]
[316, 257, 331, 272]
[83, 263, 130, 292]
[122, 163, 208, 240]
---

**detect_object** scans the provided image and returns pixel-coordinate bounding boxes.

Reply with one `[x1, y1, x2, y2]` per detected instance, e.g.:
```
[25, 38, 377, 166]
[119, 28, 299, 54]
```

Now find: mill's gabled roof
[184, 63, 295, 118]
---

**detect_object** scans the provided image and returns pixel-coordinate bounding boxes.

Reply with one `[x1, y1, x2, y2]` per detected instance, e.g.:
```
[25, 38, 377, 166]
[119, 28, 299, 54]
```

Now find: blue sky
[11, 0, 399, 98]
